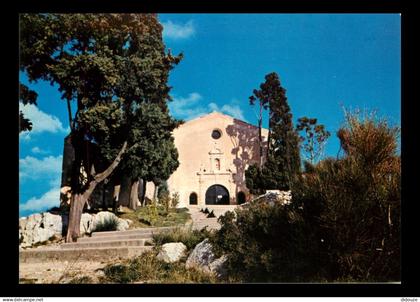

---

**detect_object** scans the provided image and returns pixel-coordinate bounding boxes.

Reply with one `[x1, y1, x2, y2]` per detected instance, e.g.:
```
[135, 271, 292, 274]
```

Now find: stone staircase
[19, 206, 238, 263]
[19, 226, 178, 263]
[188, 206, 237, 231]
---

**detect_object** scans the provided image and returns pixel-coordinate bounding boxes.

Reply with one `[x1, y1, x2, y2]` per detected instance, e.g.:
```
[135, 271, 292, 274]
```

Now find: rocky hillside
[19, 211, 132, 248]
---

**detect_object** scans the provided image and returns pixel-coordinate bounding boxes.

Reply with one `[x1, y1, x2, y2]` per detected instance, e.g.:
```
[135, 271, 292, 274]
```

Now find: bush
[92, 215, 120, 232]
[68, 276, 94, 284]
[171, 192, 180, 208]
[159, 192, 171, 216]
[152, 227, 212, 251]
[207, 210, 216, 218]
[101, 250, 217, 283]
[211, 200, 322, 282]
[211, 109, 400, 283]
[292, 109, 401, 282]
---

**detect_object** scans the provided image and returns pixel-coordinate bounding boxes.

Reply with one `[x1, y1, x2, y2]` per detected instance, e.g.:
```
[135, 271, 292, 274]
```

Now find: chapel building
[167, 111, 268, 207]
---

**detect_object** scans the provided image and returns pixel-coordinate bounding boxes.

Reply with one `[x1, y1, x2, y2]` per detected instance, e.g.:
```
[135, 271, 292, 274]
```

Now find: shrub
[292, 109, 401, 282]
[159, 192, 171, 216]
[171, 192, 180, 208]
[152, 227, 212, 251]
[68, 276, 94, 284]
[207, 210, 216, 218]
[144, 201, 159, 225]
[92, 215, 120, 232]
[211, 200, 322, 282]
[101, 250, 217, 283]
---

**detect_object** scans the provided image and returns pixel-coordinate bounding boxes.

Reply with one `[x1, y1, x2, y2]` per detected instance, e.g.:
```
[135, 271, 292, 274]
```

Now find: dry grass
[99, 250, 218, 284]
[118, 206, 191, 229]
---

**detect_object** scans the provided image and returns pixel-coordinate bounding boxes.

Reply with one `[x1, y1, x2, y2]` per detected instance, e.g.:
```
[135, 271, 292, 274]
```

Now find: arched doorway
[189, 192, 198, 205]
[237, 191, 246, 205]
[205, 184, 230, 205]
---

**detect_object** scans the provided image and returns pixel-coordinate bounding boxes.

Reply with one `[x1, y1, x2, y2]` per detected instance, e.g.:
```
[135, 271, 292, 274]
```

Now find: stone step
[19, 246, 153, 263]
[78, 233, 153, 242]
[61, 238, 149, 249]
[91, 226, 182, 238]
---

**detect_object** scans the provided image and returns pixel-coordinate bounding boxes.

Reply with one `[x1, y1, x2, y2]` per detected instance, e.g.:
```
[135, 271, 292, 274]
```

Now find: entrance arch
[205, 184, 230, 205]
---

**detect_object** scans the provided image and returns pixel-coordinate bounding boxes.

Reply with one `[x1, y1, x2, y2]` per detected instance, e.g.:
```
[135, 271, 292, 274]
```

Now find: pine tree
[19, 14, 182, 242]
[267, 72, 301, 190]
[245, 72, 301, 193]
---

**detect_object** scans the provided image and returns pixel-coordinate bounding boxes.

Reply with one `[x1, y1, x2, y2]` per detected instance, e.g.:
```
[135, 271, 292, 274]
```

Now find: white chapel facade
[167, 111, 268, 207]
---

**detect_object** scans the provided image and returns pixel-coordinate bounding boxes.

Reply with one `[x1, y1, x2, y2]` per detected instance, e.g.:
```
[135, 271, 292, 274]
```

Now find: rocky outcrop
[19, 211, 131, 248]
[185, 239, 227, 278]
[157, 242, 187, 263]
[80, 213, 94, 235]
[247, 190, 292, 206]
[19, 213, 63, 248]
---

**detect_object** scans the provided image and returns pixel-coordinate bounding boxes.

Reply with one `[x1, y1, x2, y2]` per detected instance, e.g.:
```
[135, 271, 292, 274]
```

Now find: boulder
[91, 211, 115, 231]
[19, 210, 131, 248]
[208, 255, 228, 277]
[80, 213, 94, 235]
[116, 218, 130, 231]
[91, 211, 130, 232]
[19, 212, 61, 248]
[186, 239, 227, 277]
[42, 212, 63, 234]
[157, 242, 187, 263]
[250, 190, 292, 206]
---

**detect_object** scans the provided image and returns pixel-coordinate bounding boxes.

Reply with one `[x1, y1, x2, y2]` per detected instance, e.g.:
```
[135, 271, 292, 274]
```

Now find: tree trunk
[140, 179, 147, 206]
[153, 182, 159, 201]
[129, 179, 139, 210]
[66, 193, 85, 243]
[65, 141, 127, 242]
[259, 102, 263, 167]
[118, 174, 131, 207]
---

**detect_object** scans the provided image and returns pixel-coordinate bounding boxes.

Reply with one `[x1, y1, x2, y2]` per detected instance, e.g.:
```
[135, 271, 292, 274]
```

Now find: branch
[94, 141, 128, 183]
[82, 141, 128, 199]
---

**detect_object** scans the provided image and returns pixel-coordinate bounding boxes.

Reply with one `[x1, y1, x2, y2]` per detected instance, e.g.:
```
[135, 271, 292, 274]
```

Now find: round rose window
[211, 129, 222, 139]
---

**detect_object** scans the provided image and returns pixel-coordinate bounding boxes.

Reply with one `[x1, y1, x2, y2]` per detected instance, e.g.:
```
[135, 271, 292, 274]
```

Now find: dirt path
[19, 260, 111, 284]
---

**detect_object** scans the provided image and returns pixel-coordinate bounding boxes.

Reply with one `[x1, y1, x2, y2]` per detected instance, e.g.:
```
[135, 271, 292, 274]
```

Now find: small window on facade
[211, 129, 222, 139]
[215, 158, 221, 170]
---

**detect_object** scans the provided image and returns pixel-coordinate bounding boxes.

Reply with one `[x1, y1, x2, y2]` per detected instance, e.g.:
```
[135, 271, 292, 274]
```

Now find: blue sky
[19, 14, 401, 217]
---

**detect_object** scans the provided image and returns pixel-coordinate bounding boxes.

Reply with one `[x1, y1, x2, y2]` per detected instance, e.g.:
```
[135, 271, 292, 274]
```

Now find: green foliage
[68, 276, 94, 284]
[19, 14, 182, 237]
[152, 227, 212, 251]
[266, 72, 301, 189]
[159, 192, 171, 216]
[211, 200, 323, 282]
[296, 116, 331, 164]
[245, 164, 265, 195]
[101, 250, 217, 283]
[92, 215, 120, 232]
[118, 102, 181, 184]
[246, 72, 301, 193]
[214, 109, 400, 283]
[19, 278, 38, 284]
[293, 109, 400, 281]
[157, 181, 169, 200]
[171, 192, 180, 209]
[143, 201, 159, 225]
[19, 83, 38, 132]
[119, 205, 190, 228]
